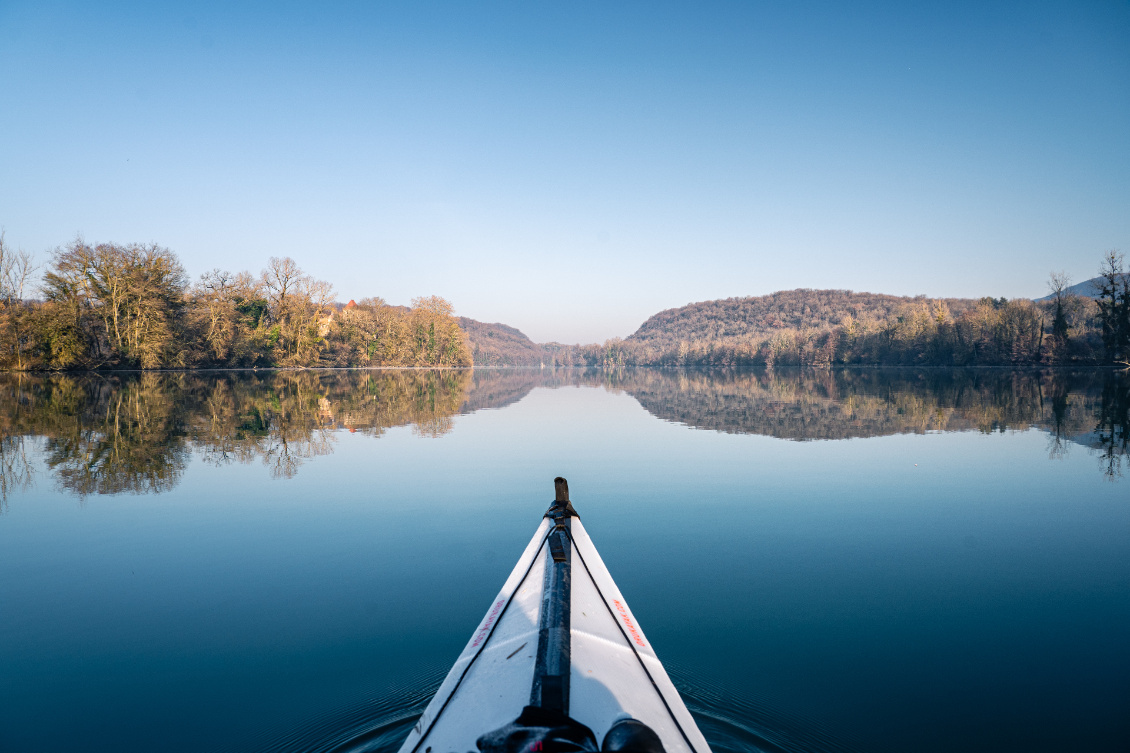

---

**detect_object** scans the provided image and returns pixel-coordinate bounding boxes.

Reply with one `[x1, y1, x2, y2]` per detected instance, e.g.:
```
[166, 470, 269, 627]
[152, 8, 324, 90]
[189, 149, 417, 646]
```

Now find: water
[1, 369, 1127, 753]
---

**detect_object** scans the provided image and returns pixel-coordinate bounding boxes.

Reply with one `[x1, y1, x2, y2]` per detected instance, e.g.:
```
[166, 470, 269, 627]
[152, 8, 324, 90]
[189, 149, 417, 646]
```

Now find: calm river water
[1, 369, 1127, 753]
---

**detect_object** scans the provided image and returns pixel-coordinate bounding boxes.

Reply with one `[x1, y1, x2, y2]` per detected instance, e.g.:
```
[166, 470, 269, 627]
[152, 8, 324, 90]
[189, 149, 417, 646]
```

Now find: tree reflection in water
[0, 435, 34, 512]
[1096, 373, 1130, 479]
[0, 368, 1127, 502]
[604, 369, 1130, 480]
[0, 370, 475, 498]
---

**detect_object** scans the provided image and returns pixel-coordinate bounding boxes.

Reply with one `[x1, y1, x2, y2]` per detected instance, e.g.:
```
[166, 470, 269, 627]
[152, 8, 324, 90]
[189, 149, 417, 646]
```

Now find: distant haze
[1, 2, 1127, 343]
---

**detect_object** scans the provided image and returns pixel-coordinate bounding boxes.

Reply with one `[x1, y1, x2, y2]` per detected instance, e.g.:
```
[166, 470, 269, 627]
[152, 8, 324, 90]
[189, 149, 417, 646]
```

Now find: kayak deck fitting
[397, 478, 712, 753]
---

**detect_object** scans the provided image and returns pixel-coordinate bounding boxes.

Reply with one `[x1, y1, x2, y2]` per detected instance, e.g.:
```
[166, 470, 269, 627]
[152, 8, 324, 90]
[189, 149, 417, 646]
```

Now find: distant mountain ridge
[1033, 275, 1127, 302]
[626, 289, 979, 350]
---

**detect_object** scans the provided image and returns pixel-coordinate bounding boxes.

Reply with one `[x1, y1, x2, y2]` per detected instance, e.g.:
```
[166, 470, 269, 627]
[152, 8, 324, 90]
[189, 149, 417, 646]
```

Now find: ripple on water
[231, 664, 446, 753]
[666, 666, 865, 753]
[241, 664, 862, 753]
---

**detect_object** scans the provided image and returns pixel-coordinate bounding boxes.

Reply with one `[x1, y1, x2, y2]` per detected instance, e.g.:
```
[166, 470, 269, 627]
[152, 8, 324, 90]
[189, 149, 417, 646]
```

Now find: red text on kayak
[613, 599, 646, 648]
[472, 599, 505, 647]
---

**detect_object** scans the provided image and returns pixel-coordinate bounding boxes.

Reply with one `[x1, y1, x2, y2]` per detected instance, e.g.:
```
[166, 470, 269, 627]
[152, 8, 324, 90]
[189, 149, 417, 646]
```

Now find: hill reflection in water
[473, 368, 1128, 474]
[1, 368, 1127, 501]
[611, 369, 1129, 476]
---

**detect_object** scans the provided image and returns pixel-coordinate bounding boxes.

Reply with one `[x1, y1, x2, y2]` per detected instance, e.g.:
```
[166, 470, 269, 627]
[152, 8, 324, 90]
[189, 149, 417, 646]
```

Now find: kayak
[397, 478, 712, 753]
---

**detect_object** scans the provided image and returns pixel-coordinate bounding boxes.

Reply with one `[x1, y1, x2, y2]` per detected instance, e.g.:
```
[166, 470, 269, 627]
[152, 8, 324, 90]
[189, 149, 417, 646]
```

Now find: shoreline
[1, 363, 1127, 375]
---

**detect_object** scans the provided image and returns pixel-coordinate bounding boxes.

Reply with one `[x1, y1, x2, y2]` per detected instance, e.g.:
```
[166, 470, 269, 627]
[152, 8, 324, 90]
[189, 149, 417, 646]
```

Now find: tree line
[0, 236, 472, 370]
[547, 253, 1130, 370]
[6, 234, 1128, 373]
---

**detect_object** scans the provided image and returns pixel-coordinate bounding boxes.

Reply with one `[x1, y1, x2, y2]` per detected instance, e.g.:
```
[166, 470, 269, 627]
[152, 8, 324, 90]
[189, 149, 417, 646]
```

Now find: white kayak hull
[397, 505, 711, 753]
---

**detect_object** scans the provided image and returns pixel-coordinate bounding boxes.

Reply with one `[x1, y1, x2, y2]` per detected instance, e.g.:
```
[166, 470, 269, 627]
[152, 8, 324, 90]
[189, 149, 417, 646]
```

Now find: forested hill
[458, 318, 549, 366]
[628, 289, 978, 348]
[587, 287, 1079, 368]
[462, 286, 1111, 370]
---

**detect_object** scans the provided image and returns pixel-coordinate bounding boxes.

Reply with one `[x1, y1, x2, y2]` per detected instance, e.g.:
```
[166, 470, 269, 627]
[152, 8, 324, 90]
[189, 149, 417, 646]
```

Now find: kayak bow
[398, 478, 712, 753]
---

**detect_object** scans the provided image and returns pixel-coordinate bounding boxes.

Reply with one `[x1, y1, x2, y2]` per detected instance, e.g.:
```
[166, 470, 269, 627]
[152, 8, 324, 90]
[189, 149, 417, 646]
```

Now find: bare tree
[257, 257, 335, 365]
[190, 269, 268, 364]
[0, 231, 37, 305]
[1047, 271, 1073, 360]
[1096, 251, 1129, 366]
[411, 295, 455, 317]
[0, 231, 39, 369]
[261, 256, 304, 323]
[1047, 271, 1072, 301]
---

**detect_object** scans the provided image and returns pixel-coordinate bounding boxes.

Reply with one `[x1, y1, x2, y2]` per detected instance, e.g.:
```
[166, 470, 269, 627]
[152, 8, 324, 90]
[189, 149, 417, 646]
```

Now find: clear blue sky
[1, 1, 1127, 343]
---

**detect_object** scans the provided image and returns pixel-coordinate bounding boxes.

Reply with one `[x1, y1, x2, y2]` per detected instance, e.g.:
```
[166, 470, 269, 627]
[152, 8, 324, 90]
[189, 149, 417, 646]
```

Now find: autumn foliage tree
[408, 296, 472, 366]
[0, 238, 473, 371]
[323, 295, 472, 367]
[40, 240, 189, 368]
[188, 269, 270, 365]
[259, 256, 335, 366]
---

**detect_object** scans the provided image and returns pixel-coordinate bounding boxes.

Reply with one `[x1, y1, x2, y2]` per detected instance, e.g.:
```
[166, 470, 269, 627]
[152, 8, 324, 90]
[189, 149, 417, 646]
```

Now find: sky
[1, 1, 1128, 343]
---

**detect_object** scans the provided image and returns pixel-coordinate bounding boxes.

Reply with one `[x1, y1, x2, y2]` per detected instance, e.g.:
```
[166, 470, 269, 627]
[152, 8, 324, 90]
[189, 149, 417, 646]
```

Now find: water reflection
[0, 435, 34, 511]
[1, 368, 1127, 500]
[1096, 375, 1130, 477]
[605, 369, 1130, 478]
[0, 370, 476, 497]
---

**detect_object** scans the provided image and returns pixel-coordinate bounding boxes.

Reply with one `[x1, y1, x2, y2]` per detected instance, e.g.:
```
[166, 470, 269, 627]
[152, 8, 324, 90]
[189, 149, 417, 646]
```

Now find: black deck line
[564, 525, 703, 753]
[407, 526, 552, 753]
[530, 511, 572, 714]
